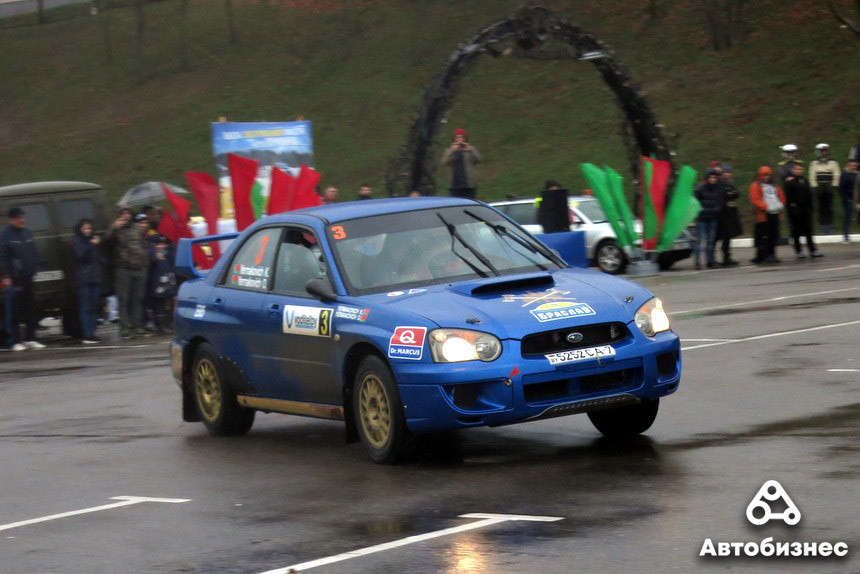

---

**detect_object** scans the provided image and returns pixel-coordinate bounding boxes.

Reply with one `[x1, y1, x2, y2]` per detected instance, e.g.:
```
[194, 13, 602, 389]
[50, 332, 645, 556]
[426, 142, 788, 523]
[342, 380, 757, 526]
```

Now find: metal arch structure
[385, 6, 675, 198]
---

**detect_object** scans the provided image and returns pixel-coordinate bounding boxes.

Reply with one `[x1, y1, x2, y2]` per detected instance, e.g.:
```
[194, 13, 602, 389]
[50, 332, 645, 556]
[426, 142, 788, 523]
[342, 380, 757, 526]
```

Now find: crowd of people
[694, 143, 859, 269]
[1, 205, 175, 350]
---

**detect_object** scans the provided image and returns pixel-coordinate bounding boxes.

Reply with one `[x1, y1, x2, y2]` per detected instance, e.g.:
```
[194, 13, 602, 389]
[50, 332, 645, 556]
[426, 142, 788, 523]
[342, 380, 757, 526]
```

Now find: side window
[58, 199, 95, 230]
[222, 227, 281, 291]
[14, 203, 51, 232]
[272, 228, 327, 294]
[507, 203, 538, 226]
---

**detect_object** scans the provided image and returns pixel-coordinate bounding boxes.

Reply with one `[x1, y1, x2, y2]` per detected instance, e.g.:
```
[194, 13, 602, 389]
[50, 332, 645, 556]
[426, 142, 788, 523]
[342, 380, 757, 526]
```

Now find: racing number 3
[319, 309, 331, 336]
[331, 226, 346, 240]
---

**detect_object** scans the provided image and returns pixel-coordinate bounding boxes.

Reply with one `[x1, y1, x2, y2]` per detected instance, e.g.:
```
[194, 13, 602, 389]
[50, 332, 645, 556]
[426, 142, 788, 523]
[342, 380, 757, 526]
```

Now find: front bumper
[394, 329, 681, 433]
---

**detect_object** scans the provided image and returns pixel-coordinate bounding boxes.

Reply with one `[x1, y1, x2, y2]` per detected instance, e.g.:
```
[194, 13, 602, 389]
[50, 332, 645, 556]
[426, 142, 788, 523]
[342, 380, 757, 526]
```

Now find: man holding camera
[441, 128, 482, 199]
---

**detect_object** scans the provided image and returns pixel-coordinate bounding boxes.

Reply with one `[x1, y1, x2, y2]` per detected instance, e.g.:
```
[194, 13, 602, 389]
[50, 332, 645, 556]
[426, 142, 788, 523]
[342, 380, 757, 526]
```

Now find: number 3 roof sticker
[746, 480, 801, 526]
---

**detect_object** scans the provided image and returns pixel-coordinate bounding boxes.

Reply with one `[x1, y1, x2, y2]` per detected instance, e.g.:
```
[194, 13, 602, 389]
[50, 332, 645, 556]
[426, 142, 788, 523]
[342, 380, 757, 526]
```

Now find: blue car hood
[365, 270, 652, 340]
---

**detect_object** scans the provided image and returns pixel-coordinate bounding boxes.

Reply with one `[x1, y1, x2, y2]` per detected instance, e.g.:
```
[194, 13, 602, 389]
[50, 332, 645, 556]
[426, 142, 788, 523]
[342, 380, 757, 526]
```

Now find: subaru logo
[566, 332, 584, 343]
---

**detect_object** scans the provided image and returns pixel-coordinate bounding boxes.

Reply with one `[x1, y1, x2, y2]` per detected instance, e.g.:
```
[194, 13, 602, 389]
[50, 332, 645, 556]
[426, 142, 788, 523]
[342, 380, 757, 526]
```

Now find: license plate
[545, 345, 616, 366]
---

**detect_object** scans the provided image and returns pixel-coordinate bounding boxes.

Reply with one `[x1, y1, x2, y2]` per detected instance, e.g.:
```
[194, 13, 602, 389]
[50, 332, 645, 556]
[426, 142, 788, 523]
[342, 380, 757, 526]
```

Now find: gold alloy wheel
[358, 374, 391, 449]
[194, 358, 222, 422]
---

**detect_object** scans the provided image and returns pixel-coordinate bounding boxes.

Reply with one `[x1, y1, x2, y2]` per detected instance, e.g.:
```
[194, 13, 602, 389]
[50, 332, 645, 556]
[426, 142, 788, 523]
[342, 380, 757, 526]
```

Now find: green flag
[657, 166, 699, 252]
[581, 163, 633, 248]
[250, 180, 266, 220]
[605, 166, 636, 248]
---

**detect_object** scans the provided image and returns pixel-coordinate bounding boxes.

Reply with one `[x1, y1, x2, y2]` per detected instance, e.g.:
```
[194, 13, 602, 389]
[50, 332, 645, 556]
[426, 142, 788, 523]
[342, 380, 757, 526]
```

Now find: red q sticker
[388, 326, 427, 360]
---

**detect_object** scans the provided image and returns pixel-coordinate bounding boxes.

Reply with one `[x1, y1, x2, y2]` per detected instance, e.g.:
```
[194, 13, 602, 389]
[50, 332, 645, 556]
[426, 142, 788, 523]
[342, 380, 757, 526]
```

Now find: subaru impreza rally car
[171, 197, 681, 463]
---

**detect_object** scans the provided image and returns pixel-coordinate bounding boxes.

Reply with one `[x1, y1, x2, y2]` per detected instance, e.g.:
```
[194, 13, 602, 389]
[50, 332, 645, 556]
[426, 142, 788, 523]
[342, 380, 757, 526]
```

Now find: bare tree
[226, 0, 237, 44]
[135, 0, 146, 83]
[825, 0, 860, 37]
[36, 0, 45, 24]
[96, 0, 113, 64]
[179, 0, 190, 71]
[702, 0, 746, 51]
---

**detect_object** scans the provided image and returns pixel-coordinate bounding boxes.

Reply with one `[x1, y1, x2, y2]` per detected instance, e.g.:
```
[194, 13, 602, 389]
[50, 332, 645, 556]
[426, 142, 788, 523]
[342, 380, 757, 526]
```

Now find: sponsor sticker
[335, 305, 370, 322]
[192, 304, 206, 319]
[531, 301, 596, 322]
[283, 305, 332, 337]
[546, 345, 615, 365]
[388, 326, 427, 360]
[231, 263, 271, 289]
[387, 291, 405, 297]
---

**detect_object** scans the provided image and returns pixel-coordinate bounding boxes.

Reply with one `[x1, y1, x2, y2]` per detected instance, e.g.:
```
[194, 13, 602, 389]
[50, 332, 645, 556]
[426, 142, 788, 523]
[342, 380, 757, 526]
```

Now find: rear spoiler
[174, 232, 239, 280]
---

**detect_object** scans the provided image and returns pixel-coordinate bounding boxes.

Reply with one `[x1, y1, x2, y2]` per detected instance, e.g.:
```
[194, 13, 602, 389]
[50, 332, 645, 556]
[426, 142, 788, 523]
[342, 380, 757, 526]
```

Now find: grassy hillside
[1, 0, 858, 225]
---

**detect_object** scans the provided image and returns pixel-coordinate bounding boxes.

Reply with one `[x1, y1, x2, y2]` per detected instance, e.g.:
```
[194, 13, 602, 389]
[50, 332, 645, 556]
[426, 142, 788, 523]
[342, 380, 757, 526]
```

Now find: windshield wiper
[436, 213, 498, 277]
[464, 209, 551, 270]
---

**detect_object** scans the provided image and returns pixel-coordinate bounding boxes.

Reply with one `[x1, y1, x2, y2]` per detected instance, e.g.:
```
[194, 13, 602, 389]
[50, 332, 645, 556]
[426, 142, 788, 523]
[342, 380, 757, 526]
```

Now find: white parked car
[490, 196, 693, 274]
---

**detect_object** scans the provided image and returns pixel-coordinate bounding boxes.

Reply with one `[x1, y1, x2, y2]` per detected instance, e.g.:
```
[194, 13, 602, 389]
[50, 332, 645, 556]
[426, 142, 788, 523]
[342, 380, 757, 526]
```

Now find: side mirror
[306, 277, 337, 303]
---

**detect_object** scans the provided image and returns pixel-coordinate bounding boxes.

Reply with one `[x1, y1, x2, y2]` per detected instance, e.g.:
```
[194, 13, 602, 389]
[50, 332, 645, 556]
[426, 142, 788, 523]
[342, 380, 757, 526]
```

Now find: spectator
[408, 190, 422, 197]
[749, 166, 785, 264]
[778, 144, 802, 183]
[322, 186, 339, 204]
[717, 163, 742, 266]
[142, 205, 163, 236]
[0, 207, 45, 351]
[693, 168, 725, 269]
[356, 184, 373, 201]
[104, 210, 150, 338]
[840, 159, 859, 242]
[809, 143, 841, 235]
[147, 236, 175, 333]
[783, 161, 822, 259]
[72, 218, 103, 344]
[849, 133, 859, 162]
[441, 128, 481, 199]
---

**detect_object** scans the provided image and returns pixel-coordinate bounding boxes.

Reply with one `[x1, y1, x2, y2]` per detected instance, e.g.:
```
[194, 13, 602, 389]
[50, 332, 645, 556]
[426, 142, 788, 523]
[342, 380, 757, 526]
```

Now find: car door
[256, 227, 340, 405]
[205, 226, 282, 387]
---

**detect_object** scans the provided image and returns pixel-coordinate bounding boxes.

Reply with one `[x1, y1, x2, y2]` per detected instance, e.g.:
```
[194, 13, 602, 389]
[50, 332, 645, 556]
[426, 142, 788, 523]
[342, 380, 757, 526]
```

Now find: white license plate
[546, 345, 616, 366]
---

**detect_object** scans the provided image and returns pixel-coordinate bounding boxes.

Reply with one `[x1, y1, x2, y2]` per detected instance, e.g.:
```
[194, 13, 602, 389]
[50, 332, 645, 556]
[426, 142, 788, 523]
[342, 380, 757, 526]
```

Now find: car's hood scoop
[448, 272, 555, 297]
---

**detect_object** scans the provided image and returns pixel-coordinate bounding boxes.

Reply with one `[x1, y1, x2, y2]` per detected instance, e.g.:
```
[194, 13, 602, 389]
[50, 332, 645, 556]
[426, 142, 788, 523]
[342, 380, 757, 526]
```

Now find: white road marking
[258, 513, 564, 573]
[0, 496, 190, 532]
[671, 287, 860, 316]
[827, 369, 859, 372]
[681, 320, 860, 351]
[822, 264, 860, 272]
[681, 338, 734, 342]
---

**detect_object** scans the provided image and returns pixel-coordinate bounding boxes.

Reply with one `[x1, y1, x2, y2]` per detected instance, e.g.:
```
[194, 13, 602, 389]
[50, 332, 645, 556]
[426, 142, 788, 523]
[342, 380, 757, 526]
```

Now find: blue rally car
[171, 197, 681, 463]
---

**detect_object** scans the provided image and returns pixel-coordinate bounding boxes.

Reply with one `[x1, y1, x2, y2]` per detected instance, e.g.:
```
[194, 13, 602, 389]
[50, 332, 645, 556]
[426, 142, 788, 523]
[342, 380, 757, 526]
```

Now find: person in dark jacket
[693, 168, 725, 269]
[838, 160, 858, 243]
[783, 161, 822, 259]
[0, 207, 45, 351]
[717, 163, 742, 266]
[73, 218, 103, 344]
[104, 210, 151, 338]
[146, 235, 175, 333]
[441, 128, 482, 199]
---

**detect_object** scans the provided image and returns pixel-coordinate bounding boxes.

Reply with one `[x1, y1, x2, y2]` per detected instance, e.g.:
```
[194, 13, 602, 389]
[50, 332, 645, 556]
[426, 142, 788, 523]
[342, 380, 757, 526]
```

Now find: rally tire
[595, 239, 627, 275]
[353, 355, 409, 464]
[587, 398, 659, 438]
[192, 343, 255, 436]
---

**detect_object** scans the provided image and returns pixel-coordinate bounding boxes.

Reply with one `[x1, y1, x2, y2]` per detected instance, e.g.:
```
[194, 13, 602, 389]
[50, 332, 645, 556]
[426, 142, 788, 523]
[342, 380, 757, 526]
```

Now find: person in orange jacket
[749, 166, 786, 264]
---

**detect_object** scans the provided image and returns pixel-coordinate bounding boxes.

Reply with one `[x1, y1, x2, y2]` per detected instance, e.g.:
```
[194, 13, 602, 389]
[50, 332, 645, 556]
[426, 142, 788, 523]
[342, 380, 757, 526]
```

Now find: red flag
[160, 183, 191, 223]
[292, 164, 323, 210]
[268, 166, 298, 215]
[228, 153, 259, 231]
[185, 171, 222, 260]
[157, 209, 182, 243]
[641, 157, 671, 250]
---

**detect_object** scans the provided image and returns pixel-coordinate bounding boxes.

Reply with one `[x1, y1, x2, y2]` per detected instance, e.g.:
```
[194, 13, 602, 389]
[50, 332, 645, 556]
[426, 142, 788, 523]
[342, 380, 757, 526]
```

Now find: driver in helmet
[809, 143, 841, 235]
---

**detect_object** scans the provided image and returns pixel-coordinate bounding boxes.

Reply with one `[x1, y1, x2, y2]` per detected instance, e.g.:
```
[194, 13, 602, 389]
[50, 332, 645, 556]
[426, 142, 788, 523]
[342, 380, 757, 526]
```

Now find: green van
[0, 181, 110, 340]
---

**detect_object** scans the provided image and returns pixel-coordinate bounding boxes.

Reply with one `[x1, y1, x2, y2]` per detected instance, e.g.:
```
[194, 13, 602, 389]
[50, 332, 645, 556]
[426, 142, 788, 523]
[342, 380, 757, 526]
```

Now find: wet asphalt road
[1, 244, 858, 574]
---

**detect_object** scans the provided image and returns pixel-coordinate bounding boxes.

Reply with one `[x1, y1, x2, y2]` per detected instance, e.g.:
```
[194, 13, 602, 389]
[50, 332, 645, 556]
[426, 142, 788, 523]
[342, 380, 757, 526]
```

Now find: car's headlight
[429, 329, 502, 363]
[634, 297, 671, 337]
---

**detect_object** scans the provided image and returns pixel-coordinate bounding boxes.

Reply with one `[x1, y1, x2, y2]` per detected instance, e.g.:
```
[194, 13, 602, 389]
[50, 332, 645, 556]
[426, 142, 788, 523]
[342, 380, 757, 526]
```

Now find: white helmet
[815, 143, 830, 157]
[781, 144, 798, 158]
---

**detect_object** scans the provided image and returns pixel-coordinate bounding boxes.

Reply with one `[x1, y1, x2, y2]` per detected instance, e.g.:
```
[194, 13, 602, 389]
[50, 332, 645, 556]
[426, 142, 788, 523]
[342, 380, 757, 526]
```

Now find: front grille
[521, 322, 628, 356]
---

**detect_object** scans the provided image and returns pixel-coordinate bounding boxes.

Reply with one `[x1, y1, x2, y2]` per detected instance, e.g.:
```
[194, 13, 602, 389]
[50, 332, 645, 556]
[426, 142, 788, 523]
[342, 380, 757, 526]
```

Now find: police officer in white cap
[778, 144, 801, 183]
[809, 143, 841, 235]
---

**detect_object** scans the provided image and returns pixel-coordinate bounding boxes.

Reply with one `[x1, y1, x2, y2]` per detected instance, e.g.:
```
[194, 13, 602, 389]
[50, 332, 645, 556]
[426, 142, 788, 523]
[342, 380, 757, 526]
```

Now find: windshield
[328, 205, 563, 295]
[572, 199, 607, 223]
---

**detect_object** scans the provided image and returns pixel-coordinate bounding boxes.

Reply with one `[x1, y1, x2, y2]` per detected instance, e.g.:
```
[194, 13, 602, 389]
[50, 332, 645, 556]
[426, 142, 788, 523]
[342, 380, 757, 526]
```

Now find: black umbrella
[117, 182, 190, 208]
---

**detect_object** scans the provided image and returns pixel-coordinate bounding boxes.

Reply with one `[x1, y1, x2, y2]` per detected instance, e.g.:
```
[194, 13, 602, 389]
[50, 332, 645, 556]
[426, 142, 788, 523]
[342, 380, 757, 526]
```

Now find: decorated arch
[385, 6, 675, 198]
